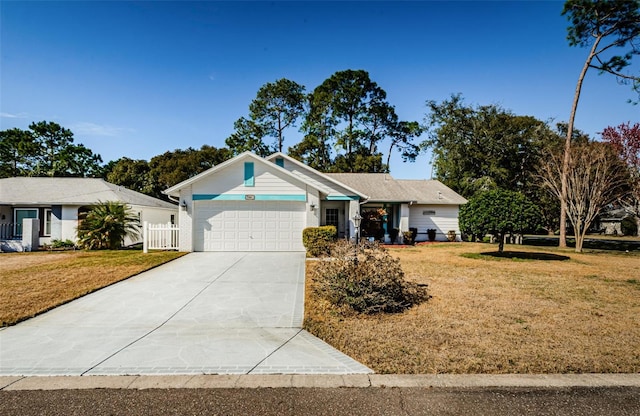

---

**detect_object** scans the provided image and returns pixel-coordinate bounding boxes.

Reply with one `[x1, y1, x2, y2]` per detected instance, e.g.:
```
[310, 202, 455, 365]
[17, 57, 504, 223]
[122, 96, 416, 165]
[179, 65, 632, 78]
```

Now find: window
[326, 208, 339, 228]
[170, 214, 175, 225]
[244, 162, 255, 187]
[422, 210, 436, 216]
[14, 208, 38, 237]
[44, 209, 52, 236]
[275, 157, 284, 167]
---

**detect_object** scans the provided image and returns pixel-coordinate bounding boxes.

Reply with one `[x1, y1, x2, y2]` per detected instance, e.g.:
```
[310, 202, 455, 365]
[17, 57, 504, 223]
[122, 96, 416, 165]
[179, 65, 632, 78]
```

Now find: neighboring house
[164, 152, 467, 252]
[592, 207, 635, 236]
[0, 177, 178, 251]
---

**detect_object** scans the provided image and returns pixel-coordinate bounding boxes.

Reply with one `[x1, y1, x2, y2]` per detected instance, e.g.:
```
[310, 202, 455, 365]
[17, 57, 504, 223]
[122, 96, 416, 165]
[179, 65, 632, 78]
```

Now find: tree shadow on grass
[481, 251, 571, 261]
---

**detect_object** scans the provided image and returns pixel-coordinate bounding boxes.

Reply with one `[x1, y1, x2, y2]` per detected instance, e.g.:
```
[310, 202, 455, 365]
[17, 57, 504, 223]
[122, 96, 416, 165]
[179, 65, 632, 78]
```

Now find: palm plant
[76, 201, 140, 250]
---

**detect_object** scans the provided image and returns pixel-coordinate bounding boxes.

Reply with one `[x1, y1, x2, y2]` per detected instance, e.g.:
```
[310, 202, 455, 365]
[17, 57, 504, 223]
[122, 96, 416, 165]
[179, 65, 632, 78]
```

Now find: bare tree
[538, 141, 628, 252]
[559, 0, 640, 247]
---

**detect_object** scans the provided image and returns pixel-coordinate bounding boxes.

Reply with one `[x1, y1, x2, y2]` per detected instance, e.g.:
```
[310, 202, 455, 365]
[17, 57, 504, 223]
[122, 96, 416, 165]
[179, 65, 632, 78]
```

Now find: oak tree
[423, 95, 557, 198]
[459, 189, 542, 252]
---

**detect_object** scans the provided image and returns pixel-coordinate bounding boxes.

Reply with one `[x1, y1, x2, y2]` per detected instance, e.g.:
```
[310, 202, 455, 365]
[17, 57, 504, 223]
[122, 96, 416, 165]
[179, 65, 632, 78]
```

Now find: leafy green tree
[58, 143, 104, 177]
[423, 94, 558, 199]
[288, 131, 332, 171]
[104, 157, 153, 195]
[28, 121, 103, 177]
[30, 121, 74, 176]
[289, 90, 336, 171]
[226, 78, 306, 156]
[225, 117, 271, 156]
[1, 122, 103, 177]
[249, 78, 306, 152]
[459, 189, 542, 252]
[148, 145, 231, 198]
[0, 128, 39, 177]
[332, 150, 386, 173]
[76, 201, 140, 250]
[558, 0, 640, 247]
[294, 69, 422, 173]
[386, 121, 423, 170]
[311, 69, 389, 172]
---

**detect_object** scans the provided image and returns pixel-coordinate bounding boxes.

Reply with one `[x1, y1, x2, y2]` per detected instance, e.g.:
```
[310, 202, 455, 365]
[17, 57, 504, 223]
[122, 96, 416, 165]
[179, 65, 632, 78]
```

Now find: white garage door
[194, 200, 306, 251]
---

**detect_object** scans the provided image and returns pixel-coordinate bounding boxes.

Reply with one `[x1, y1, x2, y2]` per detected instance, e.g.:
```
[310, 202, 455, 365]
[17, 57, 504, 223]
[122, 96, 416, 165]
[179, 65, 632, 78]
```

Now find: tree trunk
[386, 142, 395, 171]
[560, 37, 601, 248]
[277, 116, 283, 153]
[498, 233, 505, 253]
[574, 223, 584, 253]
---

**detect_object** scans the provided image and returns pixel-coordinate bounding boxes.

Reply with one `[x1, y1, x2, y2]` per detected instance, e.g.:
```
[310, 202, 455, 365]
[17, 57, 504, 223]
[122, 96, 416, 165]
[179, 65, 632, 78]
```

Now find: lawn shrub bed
[304, 242, 640, 374]
[311, 240, 429, 314]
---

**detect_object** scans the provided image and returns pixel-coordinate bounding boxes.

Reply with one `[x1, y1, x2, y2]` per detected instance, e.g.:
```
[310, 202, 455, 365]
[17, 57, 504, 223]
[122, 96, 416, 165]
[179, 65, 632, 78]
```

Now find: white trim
[44, 208, 52, 236]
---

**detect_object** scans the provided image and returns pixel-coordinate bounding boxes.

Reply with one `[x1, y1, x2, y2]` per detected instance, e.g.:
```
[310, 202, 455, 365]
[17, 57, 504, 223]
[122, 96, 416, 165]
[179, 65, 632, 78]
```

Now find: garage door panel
[194, 200, 305, 252]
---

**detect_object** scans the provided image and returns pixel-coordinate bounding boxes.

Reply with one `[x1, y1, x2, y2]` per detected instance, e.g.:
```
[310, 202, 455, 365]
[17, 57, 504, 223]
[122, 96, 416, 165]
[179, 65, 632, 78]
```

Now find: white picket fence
[143, 221, 179, 253]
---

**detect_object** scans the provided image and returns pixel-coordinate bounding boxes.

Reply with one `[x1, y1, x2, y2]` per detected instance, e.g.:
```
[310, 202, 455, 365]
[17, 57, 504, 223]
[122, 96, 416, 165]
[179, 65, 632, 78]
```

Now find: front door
[321, 202, 347, 237]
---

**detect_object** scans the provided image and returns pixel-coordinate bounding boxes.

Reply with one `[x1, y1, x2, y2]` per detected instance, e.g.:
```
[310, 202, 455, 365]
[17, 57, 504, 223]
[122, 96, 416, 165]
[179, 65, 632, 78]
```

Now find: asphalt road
[2, 387, 639, 415]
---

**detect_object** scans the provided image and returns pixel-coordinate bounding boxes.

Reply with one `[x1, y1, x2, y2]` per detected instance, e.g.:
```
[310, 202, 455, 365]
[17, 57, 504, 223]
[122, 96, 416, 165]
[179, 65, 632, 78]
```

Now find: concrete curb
[2, 374, 639, 391]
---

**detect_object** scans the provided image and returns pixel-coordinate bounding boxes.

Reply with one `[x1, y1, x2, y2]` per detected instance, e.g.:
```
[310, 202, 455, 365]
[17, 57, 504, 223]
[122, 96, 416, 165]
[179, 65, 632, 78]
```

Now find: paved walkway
[0, 253, 371, 376]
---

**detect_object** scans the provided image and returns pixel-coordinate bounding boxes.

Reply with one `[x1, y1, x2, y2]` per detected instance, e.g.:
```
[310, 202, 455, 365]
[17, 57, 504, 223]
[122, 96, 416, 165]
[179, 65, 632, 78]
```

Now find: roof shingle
[325, 173, 467, 205]
[0, 177, 176, 209]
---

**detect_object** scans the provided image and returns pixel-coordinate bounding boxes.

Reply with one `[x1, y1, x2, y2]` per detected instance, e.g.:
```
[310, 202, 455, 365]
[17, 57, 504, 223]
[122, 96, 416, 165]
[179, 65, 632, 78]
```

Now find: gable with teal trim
[188, 154, 314, 200]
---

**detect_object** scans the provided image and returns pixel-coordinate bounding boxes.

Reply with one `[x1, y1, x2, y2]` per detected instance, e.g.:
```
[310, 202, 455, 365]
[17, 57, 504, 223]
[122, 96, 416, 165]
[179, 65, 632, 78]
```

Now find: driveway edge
[2, 374, 640, 391]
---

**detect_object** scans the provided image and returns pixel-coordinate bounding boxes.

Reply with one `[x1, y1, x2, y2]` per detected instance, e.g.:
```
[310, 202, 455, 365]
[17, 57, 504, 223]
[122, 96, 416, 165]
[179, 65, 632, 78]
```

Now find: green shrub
[77, 201, 140, 250]
[311, 240, 429, 314]
[302, 225, 337, 257]
[51, 239, 75, 249]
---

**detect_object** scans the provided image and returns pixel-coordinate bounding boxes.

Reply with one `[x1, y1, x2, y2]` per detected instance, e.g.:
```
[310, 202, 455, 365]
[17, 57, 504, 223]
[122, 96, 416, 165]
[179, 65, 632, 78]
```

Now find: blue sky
[1, 1, 638, 179]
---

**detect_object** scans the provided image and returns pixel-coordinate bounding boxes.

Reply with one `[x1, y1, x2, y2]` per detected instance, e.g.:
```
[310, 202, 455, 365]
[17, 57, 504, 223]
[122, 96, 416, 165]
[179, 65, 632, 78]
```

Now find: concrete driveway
[0, 252, 371, 376]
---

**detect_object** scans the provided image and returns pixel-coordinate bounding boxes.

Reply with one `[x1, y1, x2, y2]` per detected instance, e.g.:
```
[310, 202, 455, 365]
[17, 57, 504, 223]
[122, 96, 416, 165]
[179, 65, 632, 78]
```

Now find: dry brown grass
[0, 250, 185, 327]
[304, 243, 640, 374]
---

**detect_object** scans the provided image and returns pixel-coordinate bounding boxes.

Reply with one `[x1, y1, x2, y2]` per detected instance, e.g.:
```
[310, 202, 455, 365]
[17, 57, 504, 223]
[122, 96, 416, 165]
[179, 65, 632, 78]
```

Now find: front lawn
[0, 250, 185, 327]
[304, 242, 640, 374]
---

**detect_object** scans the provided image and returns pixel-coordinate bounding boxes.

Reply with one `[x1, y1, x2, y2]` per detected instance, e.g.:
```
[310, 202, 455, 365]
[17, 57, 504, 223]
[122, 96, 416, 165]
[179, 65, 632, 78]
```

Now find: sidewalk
[2, 373, 640, 390]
